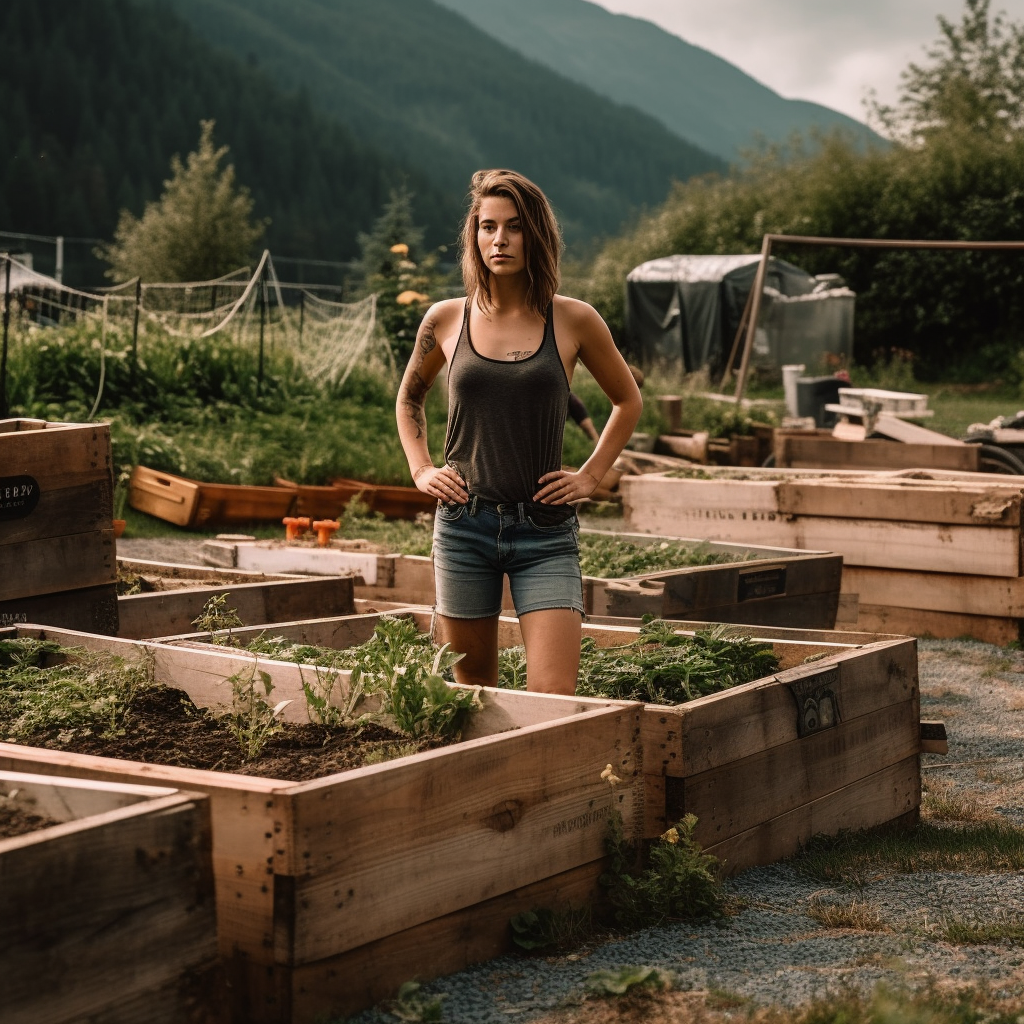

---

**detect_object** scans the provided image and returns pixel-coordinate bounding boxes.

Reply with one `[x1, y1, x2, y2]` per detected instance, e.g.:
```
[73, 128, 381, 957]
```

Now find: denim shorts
[432, 496, 584, 619]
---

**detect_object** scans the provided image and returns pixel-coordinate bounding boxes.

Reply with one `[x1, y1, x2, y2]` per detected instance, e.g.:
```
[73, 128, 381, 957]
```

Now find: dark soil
[0, 802, 61, 839]
[22, 686, 443, 781]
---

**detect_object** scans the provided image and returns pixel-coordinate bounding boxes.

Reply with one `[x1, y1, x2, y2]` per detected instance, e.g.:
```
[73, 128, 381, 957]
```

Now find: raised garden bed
[203, 529, 845, 630]
[0, 616, 642, 1024]
[115, 557, 357, 640]
[1, 768, 217, 1024]
[0, 418, 118, 633]
[621, 466, 1024, 643]
[177, 610, 922, 882]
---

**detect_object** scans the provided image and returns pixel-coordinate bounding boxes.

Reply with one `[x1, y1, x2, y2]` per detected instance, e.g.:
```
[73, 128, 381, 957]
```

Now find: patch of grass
[941, 913, 1024, 945]
[792, 821, 1024, 885]
[921, 780, 998, 824]
[509, 905, 595, 952]
[806, 897, 888, 931]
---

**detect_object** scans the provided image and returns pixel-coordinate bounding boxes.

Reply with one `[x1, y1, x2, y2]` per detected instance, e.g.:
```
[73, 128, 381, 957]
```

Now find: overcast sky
[591, 0, 1024, 123]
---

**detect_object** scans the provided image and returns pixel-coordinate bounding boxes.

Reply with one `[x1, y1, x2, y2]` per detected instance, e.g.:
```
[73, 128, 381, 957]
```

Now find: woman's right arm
[395, 302, 468, 502]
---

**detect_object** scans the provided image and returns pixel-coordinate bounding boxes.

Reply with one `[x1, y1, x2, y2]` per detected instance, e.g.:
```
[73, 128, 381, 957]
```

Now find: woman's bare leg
[519, 608, 582, 696]
[433, 612, 500, 686]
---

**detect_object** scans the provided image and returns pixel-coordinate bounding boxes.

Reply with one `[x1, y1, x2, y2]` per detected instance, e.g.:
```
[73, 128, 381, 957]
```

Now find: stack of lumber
[0, 419, 118, 633]
[621, 466, 1024, 643]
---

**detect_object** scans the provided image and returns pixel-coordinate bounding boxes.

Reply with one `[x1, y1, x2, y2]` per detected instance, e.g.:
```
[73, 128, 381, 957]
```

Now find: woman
[395, 169, 642, 695]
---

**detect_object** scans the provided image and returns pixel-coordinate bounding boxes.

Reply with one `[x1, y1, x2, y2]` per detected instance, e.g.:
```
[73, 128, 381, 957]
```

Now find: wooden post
[1, 254, 10, 418]
[720, 281, 756, 389]
[298, 289, 305, 348]
[733, 235, 773, 403]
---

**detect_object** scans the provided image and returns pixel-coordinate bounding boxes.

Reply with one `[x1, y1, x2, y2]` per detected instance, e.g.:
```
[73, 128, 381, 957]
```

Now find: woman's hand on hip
[414, 464, 468, 503]
[533, 469, 599, 505]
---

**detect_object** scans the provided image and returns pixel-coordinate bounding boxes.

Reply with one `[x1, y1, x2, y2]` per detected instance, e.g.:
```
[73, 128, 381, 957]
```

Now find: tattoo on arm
[420, 318, 437, 355]
[399, 369, 429, 439]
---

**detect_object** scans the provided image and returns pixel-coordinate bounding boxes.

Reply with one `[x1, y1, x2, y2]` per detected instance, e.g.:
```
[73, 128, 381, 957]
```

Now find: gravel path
[352, 637, 1024, 1023]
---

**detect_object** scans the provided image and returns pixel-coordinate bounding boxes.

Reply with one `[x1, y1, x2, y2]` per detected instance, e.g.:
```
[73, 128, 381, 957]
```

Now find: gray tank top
[444, 300, 569, 503]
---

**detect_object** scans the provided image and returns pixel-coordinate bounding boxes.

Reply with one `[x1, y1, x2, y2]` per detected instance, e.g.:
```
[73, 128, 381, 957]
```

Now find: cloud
[591, 0, 1024, 120]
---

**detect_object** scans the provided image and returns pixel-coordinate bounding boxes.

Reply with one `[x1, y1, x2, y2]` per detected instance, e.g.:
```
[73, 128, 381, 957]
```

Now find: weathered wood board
[775, 433, 981, 472]
[0, 770, 217, 1024]
[1, 419, 116, 603]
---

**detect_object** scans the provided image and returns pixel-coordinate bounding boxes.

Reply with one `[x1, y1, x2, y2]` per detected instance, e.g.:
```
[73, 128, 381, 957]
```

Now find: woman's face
[476, 195, 524, 277]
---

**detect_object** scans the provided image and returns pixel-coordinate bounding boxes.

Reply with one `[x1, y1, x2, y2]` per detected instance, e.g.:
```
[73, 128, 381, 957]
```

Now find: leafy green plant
[299, 662, 368, 728]
[601, 812, 724, 930]
[577, 536, 752, 578]
[381, 644, 478, 741]
[222, 662, 292, 760]
[582, 965, 674, 997]
[497, 620, 778, 705]
[387, 981, 445, 1023]
[192, 594, 244, 645]
[0, 638, 151, 743]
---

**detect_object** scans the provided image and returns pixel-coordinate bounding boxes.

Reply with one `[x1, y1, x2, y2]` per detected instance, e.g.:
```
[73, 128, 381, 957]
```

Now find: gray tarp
[624, 254, 853, 373]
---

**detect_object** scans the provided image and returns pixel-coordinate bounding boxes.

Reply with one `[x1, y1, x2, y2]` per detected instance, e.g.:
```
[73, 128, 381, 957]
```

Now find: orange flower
[390, 243, 410, 255]
[396, 290, 430, 305]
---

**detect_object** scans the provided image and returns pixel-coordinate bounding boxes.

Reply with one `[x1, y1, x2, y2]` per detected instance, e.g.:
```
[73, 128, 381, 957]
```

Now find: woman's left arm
[534, 301, 642, 505]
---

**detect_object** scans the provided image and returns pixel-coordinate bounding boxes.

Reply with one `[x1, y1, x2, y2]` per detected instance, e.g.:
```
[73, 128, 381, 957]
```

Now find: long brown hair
[459, 169, 562, 316]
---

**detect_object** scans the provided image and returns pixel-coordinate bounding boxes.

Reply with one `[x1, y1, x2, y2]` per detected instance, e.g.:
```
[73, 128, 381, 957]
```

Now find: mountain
[433, 0, 883, 162]
[134, 0, 727, 242]
[0, 0, 457, 284]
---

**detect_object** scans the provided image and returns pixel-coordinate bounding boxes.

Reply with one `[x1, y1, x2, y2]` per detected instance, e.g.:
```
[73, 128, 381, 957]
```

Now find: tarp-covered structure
[624, 254, 855, 374]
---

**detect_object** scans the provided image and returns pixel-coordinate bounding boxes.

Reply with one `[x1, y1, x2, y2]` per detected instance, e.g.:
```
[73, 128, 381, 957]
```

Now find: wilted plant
[192, 593, 244, 645]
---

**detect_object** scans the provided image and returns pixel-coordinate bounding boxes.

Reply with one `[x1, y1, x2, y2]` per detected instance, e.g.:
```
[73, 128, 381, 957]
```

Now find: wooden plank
[775, 435, 980, 472]
[286, 860, 606, 1024]
[842, 565, 1024, 617]
[0, 769, 178, 822]
[1, 793, 218, 1024]
[0, 583, 119, 633]
[0, 420, 112, 493]
[641, 638, 918, 778]
[117, 576, 356, 640]
[622, 489, 1021, 576]
[281, 705, 642, 962]
[777, 480, 1022, 526]
[0, 529, 116, 602]
[871, 414, 964, 445]
[676, 698, 919, 847]
[1, 479, 113, 546]
[704, 755, 920, 875]
[855, 604, 1020, 645]
[118, 557, 296, 584]
[644, 772, 667, 838]
[354, 555, 435, 604]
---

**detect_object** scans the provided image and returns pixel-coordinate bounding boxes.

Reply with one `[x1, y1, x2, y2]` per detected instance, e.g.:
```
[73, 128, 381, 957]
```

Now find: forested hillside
[435, 0, 882, 162]
[136, 0, 726, 241]
[0, 0, 458, 284]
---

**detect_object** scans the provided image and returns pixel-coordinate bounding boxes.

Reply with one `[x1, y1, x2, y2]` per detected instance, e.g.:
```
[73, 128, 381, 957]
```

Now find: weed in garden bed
[192, 593, 244, 644]
[222, 662, 292, 761]
[941, 913, 1024, 945]
[577, 536, 752, 578]
[510, 905, 596, 952]
[792, 821, 1024, 885]
[601, 813, 725, 930]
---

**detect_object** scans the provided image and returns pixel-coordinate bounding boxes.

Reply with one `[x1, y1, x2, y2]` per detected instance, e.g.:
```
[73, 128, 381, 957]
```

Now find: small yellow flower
[396, 290, 430, 305]
[390, 243, 409, 255]
[600, 763, 622, 787]
[660, 827, 680, 844]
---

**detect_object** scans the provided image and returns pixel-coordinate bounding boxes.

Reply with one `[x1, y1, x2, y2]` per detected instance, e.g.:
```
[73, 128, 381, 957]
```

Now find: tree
[870, 0, 1024, 143]
[356, 186, 444, 362]
[99, 120, 266, 282]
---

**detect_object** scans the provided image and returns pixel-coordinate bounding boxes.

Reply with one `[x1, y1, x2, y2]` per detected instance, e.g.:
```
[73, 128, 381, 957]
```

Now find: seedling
[191, 593, 244, 645]
[222, 661, 292, 760]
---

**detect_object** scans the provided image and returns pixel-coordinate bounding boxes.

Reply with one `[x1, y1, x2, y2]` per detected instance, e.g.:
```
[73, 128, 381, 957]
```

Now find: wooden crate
[621, 467, 1024, 641]
[116, 558, 356, 639]
[1, 769, 217, 1024]
[177, 611, 921, 881]
[206, 532, 844, 630]
[0, 617, 643, 1024]
[0, 418, 118, 633]
[130, 465, 297, 527]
